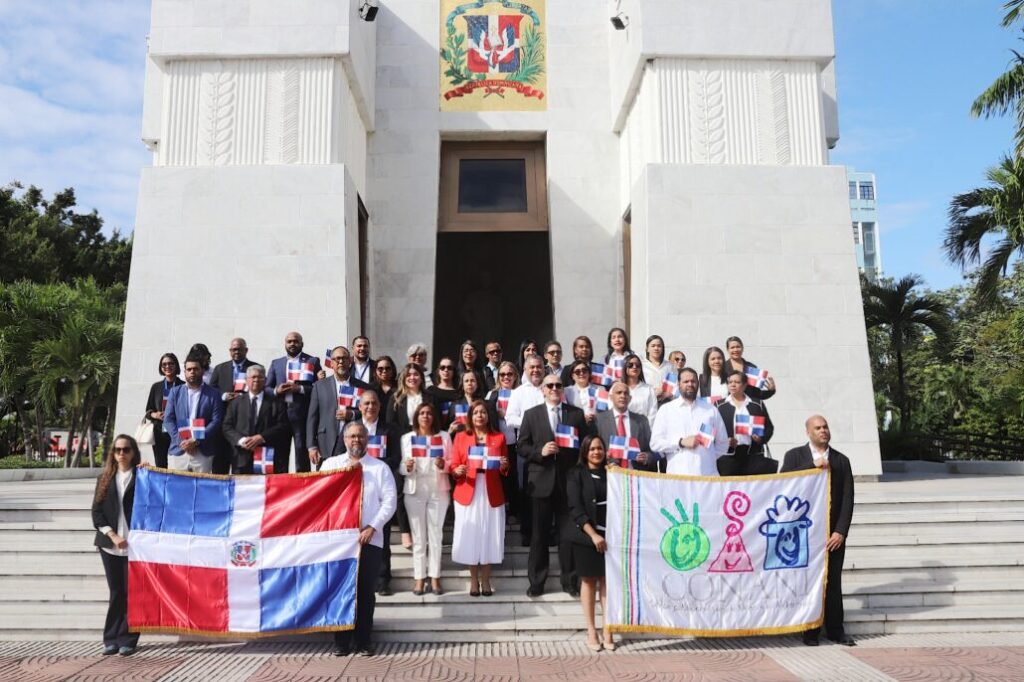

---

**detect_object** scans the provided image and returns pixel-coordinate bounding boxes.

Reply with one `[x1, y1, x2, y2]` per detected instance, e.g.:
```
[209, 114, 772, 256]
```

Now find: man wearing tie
[266, 332, 322, 472]
[164, 355, 224, 473]
[517, 374, 590, 598]
[650, 368, 729, 475]
[222, 365, 290, 474]
[351, 336, 375, 384]
[306, 346, 376, 469]
[596, 382, 658, 472]
[208, 338, 258, 473]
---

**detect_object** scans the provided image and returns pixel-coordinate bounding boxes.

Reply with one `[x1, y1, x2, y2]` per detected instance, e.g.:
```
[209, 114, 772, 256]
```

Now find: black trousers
[289, 418, 310, 472]
[807, 544, 846, 640]
[378, 523, 392, 588]
[334, 543, 383, 648]
[152, 430, 170, 469]
[99, 550, 140, 649]
[528, 490, 576, 592]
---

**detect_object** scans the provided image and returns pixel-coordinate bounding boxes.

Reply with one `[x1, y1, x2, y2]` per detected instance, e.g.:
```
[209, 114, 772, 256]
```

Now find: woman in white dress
[450, 400, 509, 596]
[399, 403, 451, 596]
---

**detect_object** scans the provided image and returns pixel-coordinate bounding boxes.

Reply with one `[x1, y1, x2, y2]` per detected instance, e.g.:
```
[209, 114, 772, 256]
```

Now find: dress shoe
[481, 587, 494, 597]
[118, 646, 137, 656]
[602, 640, 616, 652]
[377, 583, 392, 597]
[586, 640, 602, 652]
[333, 643, 352, 657]
[355, 644, 375, 657]
[802, 634, 819, 647]
[833, 635, 856, 646]
[102, 644, 118, 656]
[562, 586, 580, 598]
[526, 586, 544, 597]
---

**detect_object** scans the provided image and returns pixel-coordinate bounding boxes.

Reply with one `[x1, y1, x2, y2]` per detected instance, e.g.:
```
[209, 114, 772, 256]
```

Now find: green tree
[863, 275, 953, 433]
[971, 1, 1024, 154]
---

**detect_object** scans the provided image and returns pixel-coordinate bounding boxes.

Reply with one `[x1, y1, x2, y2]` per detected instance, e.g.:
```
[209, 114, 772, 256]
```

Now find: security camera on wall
[359, 1, 379, 22]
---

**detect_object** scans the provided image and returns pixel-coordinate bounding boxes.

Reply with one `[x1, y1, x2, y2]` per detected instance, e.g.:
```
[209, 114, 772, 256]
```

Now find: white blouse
[627, 382, 659, 425]
[98, 469, 133, 557]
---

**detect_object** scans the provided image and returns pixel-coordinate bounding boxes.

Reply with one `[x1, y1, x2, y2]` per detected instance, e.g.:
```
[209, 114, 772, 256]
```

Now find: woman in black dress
[566, 434, 615, 652]
[144, 353, 182, 468]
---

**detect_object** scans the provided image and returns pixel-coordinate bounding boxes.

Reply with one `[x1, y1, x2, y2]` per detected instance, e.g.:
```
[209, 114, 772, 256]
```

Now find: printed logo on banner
[759, 495, 814, 570]
[708, 492, 754, 573]
[659, 500, 710, 572]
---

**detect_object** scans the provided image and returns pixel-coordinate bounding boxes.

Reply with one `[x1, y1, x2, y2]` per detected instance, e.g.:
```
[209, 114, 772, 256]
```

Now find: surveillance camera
[611, 12, 628, 30]
[359, 1, 379, 22]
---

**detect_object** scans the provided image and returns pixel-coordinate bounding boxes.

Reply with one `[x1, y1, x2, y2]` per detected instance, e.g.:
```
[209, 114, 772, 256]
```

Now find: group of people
[94, 328, 854, 657]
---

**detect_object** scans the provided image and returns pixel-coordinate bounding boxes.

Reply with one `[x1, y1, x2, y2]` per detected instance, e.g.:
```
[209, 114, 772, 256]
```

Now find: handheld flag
[555, 424, 580, 449]
[337, 385, 364, 408]
[587, 385, 611, 412]
[469, 446, 502, 471]
[366, 434, 387, 459]
[438, 401, 452, 420]
[608, 436, 642, 461]
[178, 418, 207, 441]
[496, 389, 511, 412]
[745, 366, 771, 390]
[324, 350, 336, 370]
[454, 403, 469, 425]
[610, 357, 625, 380]
[735, 414, 766, 437]
[661, 373, 680, 399]
[287, 359, 316, 383]
[701, 394, 724, 406]
[411, 435, 444, 458]
[590, 363, 614, 388]
[253, 446, 275, 474]
[233, 371, 246, 393]
[694, 422, 715, 448]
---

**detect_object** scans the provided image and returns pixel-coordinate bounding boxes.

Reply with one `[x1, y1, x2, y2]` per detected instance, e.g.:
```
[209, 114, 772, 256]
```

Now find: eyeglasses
[498, 371, 515, 378]
[546, 349, 562, 355]
[626, 363, 641, 370]
[332, 356, 347, 363]
[486, 348, 501, 355]
[376, 366, 394, 372]
[439, 365, 454, 371]
[112, 446, 132, 454]
[572, 368, 589, 375]
[544, 382, 563, 390]
[229, 347, 245, 352]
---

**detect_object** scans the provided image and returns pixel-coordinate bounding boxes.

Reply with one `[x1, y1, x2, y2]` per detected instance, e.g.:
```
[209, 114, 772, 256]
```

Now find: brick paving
[0, 634, 1022, 681]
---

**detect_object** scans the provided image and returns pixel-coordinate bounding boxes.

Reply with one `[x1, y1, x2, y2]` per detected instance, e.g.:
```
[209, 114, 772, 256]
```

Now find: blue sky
[0, 1, 1017, 291]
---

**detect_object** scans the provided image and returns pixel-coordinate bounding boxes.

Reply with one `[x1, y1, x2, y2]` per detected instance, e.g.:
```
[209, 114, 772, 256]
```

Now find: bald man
[209, 337, 258, 473]
[266, 331, 322, 472]
[781, 415, 855, 647]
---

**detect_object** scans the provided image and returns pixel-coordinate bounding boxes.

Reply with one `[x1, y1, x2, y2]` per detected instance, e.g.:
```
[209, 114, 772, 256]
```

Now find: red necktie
[616, 413, 626, 437]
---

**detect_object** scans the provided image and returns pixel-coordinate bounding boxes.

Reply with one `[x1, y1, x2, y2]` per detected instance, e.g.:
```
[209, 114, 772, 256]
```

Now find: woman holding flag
[622, 354, 659, 425]
[641, 335, 672, 397]
[388, 363, 434, 549]
[485, 361, 523, 536]
[564, 359, 598, 424]
[450, 371, 497, 438]
[450, 400, 509, 596]
[144, 352, 183, 468]
[716, 370, 776, 475]
[427, 356, 460, 430]
[399, 403, 452, 596]
[725, 336, 777, 401]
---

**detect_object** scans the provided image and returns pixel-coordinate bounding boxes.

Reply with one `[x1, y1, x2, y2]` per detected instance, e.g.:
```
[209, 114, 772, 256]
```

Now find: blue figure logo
[758, 495, 813, 570]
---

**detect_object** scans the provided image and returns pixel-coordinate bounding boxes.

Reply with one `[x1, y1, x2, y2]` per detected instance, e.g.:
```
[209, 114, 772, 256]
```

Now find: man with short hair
[483, 341, 503, 390]
[518, 374, 590, 598]
[781, 415, 855, 647]
[164, 355, 224, 473]
[351, 336, 375, 384]
[222, 365, 290, 474]
[320, 421, 397, 657]
[504, 354, 546, 543]
[650, 368, 728, 475]
[267, 332, 322, 472]
[596, 381, 658, 472]
[208, 338, 258, 473]
[542, 340, 563, 377]
[307, 346, 375, 469]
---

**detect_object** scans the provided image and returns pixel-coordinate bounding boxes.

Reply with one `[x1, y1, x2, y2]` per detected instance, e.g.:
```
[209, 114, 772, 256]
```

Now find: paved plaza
[1, 633, 1021, 681]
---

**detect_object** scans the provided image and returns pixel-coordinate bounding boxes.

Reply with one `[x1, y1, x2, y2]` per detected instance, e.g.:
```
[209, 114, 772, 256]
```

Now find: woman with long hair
[641, 335, 671, 395]
[144, 352, 182, 468]
[387, 363, 434, 549]
[622, 353, 659, 425]
[427, 356, 460, 429]
[373, 355, 398, 407]
[455, 339, 487, 398]
[698, 346, 729, 404]
[91, 435, 142, 656]
[516, 339, 539, 381]
[399, 403, 452, 596]
[450, 400, 509, 596]
[603, 327, 631, 365]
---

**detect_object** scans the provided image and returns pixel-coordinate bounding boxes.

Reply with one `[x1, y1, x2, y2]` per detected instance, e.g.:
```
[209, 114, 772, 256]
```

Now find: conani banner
[606, 467, 829, 637]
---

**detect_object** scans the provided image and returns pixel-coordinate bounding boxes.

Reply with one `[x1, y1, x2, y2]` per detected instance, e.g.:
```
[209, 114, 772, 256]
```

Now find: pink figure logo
[708, 491, 754, 573]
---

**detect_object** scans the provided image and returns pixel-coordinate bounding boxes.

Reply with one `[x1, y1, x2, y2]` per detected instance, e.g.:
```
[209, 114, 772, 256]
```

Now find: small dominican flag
[337, 385, 364, 408]
[661, 373, 680, 399]
[128, 466, 361, 636]
[590, 363, 614, 388]
[366, 435, 387, 459]
[701, 394, 724, 407]
[178, 418, 207, 441]
[610, 357, 625, 380]
[324, 350, 335, 370]
[468, 446, 502, 471]
[496, 389, 511, 412]
[608, 436, 642, 461]
[694, 422, 715, 448]
[287, 360, 316, 383]
[745, 366, 771, 390]
[411, 435, 444, 458]
[453, 403, 469, 425]
[588, 385, 611, 412]
[253, 446, 275, 474]
[735, 414, 766, 437]
[555, 424, 580, 449]
[232, 369, 247, 393]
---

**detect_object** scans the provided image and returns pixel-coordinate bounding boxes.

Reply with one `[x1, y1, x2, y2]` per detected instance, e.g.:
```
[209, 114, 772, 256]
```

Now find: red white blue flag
[661, 373, 680, 399]
[411, 435, 444, 458]
[695, 422, 715, 448]
[127, 466, 362, 636]
[555, 424, 579, 449]
[454, 403, 469, 425]
[233, 371, 246, 393]
[701, 395, 724, 407]
[366, 435, 387, 459]
[324, 350, 335, 371]
[253, 446, 275, 474]
[735, 414, 766, 438]
[610, 357, 625, 380]
[588, 386, 611, 412]
[337, 385, 364, 408]
[497, 389, 511, 412]
[608, 436, 642, 461]
[590, 363, 615, 388]
[745, 367, 770, 390]
[468, 445, 502, 470]
[178, 418, 206, 441]
[287, 360, 316, 383]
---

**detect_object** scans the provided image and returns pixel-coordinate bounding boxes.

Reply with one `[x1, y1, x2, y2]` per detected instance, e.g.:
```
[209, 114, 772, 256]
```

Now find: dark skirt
[572, 541, 606, 578]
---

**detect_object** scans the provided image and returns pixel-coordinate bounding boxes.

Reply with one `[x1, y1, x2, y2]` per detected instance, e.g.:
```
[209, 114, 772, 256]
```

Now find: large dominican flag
[127, 466, 362, 636]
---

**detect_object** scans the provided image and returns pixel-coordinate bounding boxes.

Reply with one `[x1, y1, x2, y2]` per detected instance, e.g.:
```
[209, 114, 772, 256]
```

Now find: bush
[0, 455, 62, 469]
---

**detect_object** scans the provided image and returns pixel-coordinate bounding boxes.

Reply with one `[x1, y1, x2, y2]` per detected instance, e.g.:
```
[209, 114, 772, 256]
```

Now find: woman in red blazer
[451, 399, 509, 596]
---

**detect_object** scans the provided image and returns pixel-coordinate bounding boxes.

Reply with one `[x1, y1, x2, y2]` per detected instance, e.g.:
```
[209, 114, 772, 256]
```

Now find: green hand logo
[660, 499, 710, 571]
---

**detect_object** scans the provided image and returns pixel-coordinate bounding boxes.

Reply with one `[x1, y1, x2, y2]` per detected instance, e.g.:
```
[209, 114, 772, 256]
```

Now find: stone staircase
[1, 474, 1022, 641]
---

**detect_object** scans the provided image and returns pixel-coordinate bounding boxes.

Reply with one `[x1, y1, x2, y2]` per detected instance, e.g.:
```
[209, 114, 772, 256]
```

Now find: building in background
[848, 168, 883, 279]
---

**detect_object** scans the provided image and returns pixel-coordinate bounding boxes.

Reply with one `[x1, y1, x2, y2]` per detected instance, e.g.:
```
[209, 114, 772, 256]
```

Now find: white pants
[404, 488, 449, 580]
[167, 453, 214, 473]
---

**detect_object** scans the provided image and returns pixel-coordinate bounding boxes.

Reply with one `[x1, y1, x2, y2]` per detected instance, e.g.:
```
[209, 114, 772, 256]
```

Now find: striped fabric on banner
[606, 467, 829, 637]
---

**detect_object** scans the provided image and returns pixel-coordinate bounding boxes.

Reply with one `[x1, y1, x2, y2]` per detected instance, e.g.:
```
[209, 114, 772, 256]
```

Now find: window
[852, 223, 860, 245]
[440, 141, 548, 232]
[859, 182, 875, 200]
[862, 222, 875, 253]
[848, 181, 857, 200]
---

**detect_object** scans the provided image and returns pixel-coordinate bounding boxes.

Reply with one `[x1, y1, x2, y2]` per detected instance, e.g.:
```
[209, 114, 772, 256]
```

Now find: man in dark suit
[518, 374, 592, 597]
[266, 331, 322, 472]
[165, 355, 224, 473]
[596, 381, 658, 472]
[208, 338, 258, 473]
[306, 345, 376, 470]
[351, 335, 375, 384]
[781, 414, 856, 647]
[482, 340, 502, 390]
[222, 365, 291, 474]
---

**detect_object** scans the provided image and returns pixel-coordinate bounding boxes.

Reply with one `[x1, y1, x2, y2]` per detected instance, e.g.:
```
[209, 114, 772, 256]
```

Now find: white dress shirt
[236, 391, 264, 446]
[627, 382, 659, 426]
[319, 453, 397, 549]
[808, 441, 831, 463]
[504, 382, 544, 431]
[352, 360, 372, 383]
[405, 392, 424, 424]
[564, 384, 593, 414]
[98, 469, 133, 557]
[363, 419, 378, 436]
[642, 359, 671, 388]
[610, 408, 632, 438]
[651, 398, 729, 476]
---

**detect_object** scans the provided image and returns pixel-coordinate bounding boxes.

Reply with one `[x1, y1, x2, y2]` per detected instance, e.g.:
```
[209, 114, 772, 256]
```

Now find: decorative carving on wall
[769, 68, 791, 166]
[198, 61, 236, 166]
[689, 63, 726, 164]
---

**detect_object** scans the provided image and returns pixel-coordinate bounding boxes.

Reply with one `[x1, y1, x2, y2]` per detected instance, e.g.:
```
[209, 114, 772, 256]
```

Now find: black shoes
[102, 644, 118, 656]
[833, 635, 856, 646]
[354, 644, 374, 657]
[526, 586, 544, 597]
[802, 634, 819, 647]
[377, 583, 392, 597]
[118, 646, 136, 656]
[333, 643, 351, 657]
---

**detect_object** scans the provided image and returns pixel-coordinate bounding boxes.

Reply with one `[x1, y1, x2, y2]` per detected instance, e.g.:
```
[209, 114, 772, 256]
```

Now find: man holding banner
[781, 415, 856, 647]
[650, 368, 728, 475]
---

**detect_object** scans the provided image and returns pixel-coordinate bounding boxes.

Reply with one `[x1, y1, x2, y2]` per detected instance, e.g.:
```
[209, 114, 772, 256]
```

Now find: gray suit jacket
[305, 376, 373, 459]
[595, 409, 658, 471]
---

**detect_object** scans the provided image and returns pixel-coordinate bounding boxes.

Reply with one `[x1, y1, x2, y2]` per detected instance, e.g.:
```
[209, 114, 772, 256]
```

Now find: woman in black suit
[716, 370, 776, 475]
[91, 434, 142, 656]
[373, 355, 398, 407]
[725, 335, 777, 400]
[144, 353, 183, 468]
[566, 434, 615, 652]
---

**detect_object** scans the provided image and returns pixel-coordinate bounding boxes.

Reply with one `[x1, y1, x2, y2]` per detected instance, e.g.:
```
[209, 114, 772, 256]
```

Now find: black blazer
[91, 471, 135, 549]
[780, 445, 854, 537]
[518, 402, 592, 499]
[716, 399, 775, 457]
[222, 391, 291, 471]
[594, 410, 657, 472]
[145, 377, 184, 424]
[386, 392, 437, 435]
[209, 359, 258, 397]
[731, 359, 776, 401]
[565, 464, 606, 545]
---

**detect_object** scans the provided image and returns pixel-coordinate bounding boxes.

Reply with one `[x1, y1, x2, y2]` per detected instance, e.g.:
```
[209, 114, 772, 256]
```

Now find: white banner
[606, 467, 829, 637]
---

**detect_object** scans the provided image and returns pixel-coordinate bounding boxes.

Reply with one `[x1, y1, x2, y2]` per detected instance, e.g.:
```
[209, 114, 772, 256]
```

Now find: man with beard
[164, 355, 224, 473]
[351, 336, 375, 384]
[650, 368, 728, 475]
[307, 346, 375, 469]
[266, 331, 322, 472]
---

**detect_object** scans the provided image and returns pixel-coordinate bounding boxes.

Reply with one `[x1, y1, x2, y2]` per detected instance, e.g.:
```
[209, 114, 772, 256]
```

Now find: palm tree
[863, 276, 952, 433]
[972, 1, 1024, 155]
[945, 155, 1024, 304]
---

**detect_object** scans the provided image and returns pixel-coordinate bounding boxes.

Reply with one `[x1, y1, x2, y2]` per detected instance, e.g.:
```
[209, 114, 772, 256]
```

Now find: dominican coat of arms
[440, 0, 546, 111]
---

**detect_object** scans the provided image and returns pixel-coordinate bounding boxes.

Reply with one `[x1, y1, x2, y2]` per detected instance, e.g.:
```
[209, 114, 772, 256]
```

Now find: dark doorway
[433, 232, 554, 361]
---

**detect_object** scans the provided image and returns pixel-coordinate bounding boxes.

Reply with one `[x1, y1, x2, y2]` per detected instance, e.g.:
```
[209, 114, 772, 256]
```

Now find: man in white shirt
[504, 355, 545, 431]
[320, 421, 397, 657]
[650, 368, 728, 475]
